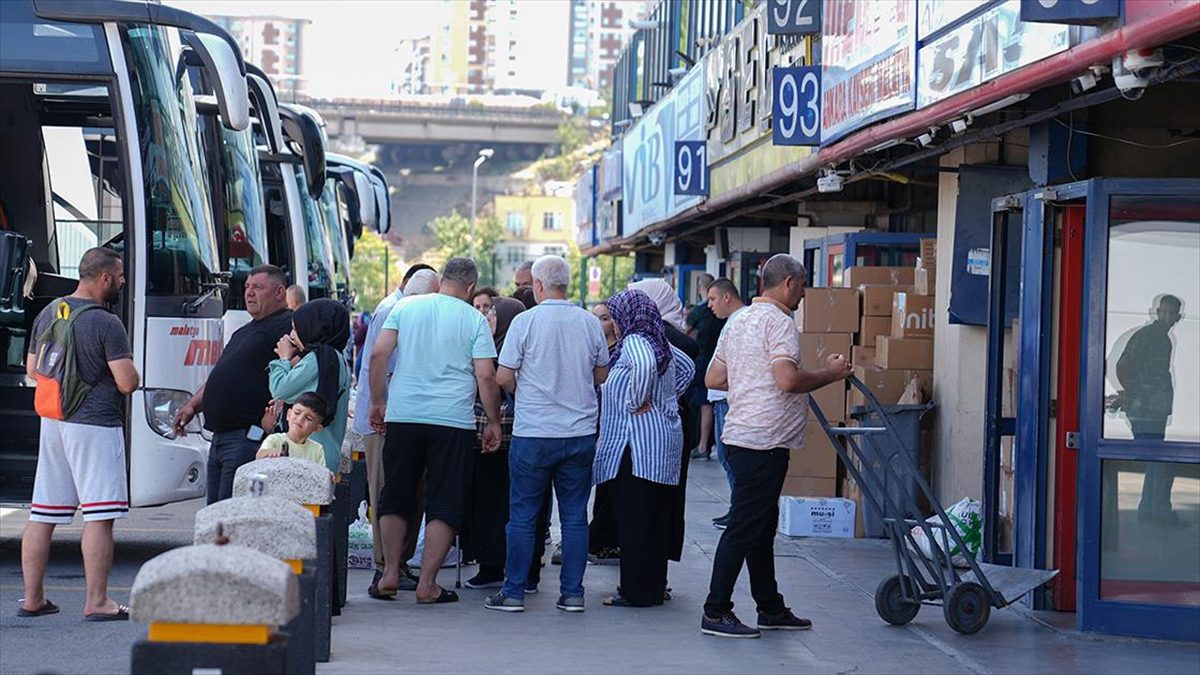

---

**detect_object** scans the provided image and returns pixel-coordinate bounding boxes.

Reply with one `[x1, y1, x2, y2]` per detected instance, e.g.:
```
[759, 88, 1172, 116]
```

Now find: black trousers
[466, 447, 547, 579]
[703, 444, 788, 618]
[612, 449, 674, 607]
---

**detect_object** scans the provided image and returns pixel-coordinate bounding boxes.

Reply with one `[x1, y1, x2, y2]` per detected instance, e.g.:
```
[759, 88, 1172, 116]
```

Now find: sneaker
[551, 543, 563, 566]
[701, 612, 761, 639]
[712, 514, 730, 530]
[465, 572, 504, 590]
[556, 595, 585, 613]
[524, 584, 539, 595]
[483, 592, 524, 613]
[757, 608, 812, 631]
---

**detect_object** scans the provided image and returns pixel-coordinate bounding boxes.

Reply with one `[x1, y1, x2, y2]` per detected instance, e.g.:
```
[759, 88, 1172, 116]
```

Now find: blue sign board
[673, 141, 709, 196]
[766, 0, 821, 35]
[1020, 0, 1120, 24]
[772, 66, 821, 146]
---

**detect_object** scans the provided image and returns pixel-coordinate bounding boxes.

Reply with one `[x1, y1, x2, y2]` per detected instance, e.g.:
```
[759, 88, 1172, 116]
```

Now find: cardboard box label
[778, 496, 857, 538]
[860, 285, 913, 317]
[799, 288, 860, 333]
[891, 292, 935, 339]
[843, 266, 915, 288]
[876, 336, 934, 370]
[919, 238, 938, 270]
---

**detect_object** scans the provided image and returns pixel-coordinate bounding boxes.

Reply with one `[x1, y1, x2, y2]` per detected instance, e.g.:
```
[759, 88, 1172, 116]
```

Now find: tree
[350, 230, 402, 312]
[567, 248, 635, 305]
[424, 210, 504, 287]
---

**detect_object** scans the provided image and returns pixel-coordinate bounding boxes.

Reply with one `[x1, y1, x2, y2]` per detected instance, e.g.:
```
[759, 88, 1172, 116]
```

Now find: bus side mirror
[182, 32, 249, 132]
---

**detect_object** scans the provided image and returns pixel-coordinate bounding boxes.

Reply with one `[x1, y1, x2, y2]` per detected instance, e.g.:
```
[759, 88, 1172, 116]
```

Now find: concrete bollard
[129, 543, 298, 675]
[233, 459, 335, 663]
[333, 475, 351, 612]
[195, 496, 318, 675]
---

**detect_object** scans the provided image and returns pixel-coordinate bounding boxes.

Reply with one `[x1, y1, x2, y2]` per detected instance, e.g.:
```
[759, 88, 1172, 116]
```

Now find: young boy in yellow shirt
[256, 392, 328, 467]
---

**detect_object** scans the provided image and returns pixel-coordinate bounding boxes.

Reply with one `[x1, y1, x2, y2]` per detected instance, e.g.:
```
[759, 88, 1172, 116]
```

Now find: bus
[0, 0, 248, 507]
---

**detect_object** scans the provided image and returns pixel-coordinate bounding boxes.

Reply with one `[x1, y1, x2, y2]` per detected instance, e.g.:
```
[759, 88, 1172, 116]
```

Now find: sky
[169, 0, 443, 97]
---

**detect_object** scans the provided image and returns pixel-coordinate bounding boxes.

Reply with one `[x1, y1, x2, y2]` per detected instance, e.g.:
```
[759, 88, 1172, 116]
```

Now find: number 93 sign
[772, 66, 821, 146]
[673, 140, 709, 196]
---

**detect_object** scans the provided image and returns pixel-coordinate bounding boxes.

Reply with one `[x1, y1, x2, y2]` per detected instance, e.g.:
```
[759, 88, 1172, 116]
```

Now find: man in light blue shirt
[483, 255, 609, 614]
[354, 263, 435, 594]
[368, 258, 501, 605]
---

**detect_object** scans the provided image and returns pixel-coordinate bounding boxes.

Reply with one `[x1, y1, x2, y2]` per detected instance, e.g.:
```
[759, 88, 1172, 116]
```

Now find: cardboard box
[789, 423, 840, 478]
[842, 266, 915, 288]
[876, 336, 934, 370]
[811, 382, 847, 423]
[849, 365, 933, 409]
[860, 284, 913, 317]
[840, 477, 867, 538]
[857, 316, 891, 347]
[914, 266, 936, 296]
[781, 476, 838, 498]
[891, 292, 935, 339]
[778, 496, 857, 538]
[851, 346, 876, 368]
[799, 333, 852, 369]
[799, 288, 860, 333]
[919, 238, 938, 270]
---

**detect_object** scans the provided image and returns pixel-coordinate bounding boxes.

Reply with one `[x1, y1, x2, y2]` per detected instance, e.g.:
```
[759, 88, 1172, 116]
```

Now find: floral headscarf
[606, 289, 671, 375]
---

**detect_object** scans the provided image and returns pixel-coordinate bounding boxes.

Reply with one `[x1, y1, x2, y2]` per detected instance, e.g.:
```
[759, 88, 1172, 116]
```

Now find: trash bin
[849, 402, 933, 538]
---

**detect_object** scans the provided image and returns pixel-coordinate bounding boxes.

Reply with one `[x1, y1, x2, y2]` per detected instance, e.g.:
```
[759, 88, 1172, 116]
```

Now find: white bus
[0, 0, 249, 507]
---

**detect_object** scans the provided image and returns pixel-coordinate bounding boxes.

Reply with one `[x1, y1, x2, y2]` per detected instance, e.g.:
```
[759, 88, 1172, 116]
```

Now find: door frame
[1076, 177, 1200, 641]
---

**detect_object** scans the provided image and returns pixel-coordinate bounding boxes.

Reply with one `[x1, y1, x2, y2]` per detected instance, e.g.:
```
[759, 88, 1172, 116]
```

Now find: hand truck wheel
[943, 581, 991, 634]
[875, 574, 921, 626]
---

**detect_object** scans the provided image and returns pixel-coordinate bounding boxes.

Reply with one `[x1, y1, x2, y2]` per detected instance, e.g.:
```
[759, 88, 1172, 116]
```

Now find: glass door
[1078, 179, 1200, 641]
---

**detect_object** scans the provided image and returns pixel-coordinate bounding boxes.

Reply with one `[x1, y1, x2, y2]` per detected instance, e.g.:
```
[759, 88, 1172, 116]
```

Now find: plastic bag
[347, 500, 374, 570]
[909, 497, 982, 568]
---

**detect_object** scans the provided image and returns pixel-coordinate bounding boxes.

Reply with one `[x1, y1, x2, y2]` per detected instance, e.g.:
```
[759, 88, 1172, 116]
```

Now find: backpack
[33, 298, 102, 420]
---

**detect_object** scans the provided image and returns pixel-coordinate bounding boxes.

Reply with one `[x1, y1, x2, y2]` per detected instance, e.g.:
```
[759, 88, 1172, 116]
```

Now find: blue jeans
[712, 400, 734, 494]
[503, 435, 596, 600]
[205, 429, 261, 504]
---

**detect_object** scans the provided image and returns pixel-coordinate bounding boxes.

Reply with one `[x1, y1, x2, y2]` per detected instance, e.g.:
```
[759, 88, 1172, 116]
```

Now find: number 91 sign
[772, 66, 821, 146]
[673, 140, 708, 196]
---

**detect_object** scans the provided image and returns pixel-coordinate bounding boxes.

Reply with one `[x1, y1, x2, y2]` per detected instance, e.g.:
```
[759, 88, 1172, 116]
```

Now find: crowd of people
[18, 244, 853, 639]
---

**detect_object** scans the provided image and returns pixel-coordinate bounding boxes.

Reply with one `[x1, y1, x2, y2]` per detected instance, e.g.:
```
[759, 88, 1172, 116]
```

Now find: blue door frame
[1076, 178, 1200, 641]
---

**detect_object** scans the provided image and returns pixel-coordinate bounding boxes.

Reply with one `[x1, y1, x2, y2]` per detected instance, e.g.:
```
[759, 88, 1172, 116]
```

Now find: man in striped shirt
[700, 254, 852, 639]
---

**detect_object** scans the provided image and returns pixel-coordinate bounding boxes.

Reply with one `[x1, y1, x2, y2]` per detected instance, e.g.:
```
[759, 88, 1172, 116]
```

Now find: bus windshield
[295, 167, 335, 299]
[320, 179, 351, 296]
[214, 124, 268, 309]
[122, 24, 220, 301]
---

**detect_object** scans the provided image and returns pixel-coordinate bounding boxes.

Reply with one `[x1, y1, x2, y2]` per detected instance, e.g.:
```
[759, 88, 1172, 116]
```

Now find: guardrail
[300, 97, 566, 123]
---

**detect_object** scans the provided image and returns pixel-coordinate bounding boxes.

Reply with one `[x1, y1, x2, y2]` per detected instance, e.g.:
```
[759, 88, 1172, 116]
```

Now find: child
[256, 392, 328, 468]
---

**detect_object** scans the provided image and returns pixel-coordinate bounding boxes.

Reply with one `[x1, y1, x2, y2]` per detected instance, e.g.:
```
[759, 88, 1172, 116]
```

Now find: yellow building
[492, 194, 576, 289]
[429, 0, 472, 94]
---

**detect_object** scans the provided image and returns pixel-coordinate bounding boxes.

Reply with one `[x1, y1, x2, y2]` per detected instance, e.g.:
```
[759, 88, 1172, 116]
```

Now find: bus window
[122, 25, 220, 301]
[295, 168, 335, 299]
[207, 123, 268, 309]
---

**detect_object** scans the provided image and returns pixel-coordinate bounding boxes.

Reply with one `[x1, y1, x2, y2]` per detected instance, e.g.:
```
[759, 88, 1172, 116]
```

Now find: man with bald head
[700, 254, 852, 638]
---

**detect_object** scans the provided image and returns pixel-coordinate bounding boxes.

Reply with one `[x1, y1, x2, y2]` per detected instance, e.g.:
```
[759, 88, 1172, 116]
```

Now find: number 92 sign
[673, 140, 708, 196]
[772, 66, 820, 146]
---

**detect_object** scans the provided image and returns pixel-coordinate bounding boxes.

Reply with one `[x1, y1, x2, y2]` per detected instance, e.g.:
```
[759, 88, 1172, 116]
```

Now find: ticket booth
[987, 178, 1199, 641]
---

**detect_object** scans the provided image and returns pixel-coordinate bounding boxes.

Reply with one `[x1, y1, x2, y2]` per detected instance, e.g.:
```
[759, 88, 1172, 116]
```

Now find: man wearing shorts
[20, 247, 140, 620]
[369, 257, 502, 604]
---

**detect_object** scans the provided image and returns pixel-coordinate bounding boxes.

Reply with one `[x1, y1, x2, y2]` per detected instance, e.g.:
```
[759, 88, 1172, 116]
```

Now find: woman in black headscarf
[463, 296, 530, 589]
[269, 298, 352, 475]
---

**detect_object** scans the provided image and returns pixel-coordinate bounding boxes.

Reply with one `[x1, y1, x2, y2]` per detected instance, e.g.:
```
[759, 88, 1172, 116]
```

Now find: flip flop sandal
[368, 584, 396, 601]
[603, 594, 634, 607]
[84, 605, 130, 622]
[17, 600, 60, 617]
[417, 587, 459, 605]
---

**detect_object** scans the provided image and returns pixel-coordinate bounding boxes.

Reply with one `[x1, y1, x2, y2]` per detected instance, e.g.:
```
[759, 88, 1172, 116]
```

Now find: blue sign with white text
[767, 0, 821, 35]
[1020, 0, 1121, 24]
[673, 141, 709, 196]
[772, 66, 821, 146]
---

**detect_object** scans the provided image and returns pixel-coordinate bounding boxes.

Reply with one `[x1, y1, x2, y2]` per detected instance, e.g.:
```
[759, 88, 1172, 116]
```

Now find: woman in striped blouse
[593, 289, 695, 607]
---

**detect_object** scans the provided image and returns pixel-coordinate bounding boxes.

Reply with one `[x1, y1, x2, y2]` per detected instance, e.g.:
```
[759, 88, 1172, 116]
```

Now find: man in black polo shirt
[173, 265, 293, 503]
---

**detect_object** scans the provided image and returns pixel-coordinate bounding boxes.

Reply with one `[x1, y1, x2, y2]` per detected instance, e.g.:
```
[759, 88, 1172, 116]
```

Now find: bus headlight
[143, 388, 200, 439]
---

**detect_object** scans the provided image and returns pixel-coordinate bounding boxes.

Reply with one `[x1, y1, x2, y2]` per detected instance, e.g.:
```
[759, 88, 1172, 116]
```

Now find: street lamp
[470, 147, 495, 261]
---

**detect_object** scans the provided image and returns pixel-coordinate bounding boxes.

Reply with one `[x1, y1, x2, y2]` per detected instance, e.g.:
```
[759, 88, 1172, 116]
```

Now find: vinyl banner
[820, 0, 916, 145]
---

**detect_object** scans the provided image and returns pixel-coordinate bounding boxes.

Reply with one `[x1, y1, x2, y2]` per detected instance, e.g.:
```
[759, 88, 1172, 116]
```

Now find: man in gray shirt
[483, 255, 608, 614]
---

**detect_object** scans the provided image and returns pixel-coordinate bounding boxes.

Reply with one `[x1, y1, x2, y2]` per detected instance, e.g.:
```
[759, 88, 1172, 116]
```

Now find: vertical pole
[579, 255, 588, 307]
[470, 163, 478, 261]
